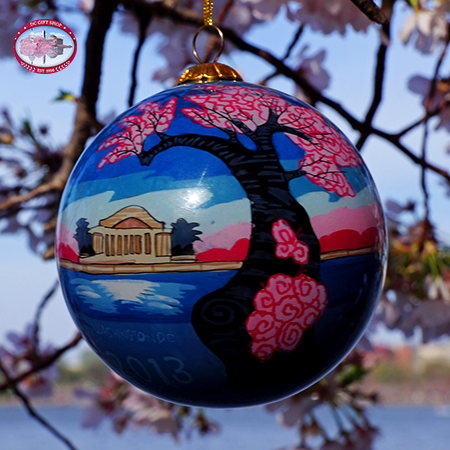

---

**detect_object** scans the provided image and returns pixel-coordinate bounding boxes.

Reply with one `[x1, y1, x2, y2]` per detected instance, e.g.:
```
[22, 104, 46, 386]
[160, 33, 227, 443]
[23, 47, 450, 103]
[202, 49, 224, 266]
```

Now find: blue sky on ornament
[0, 0, 450, 359]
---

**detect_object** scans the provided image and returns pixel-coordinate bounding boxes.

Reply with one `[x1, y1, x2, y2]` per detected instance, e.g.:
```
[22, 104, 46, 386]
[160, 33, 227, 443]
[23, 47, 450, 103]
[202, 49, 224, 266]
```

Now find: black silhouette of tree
[73, 218, 95, 257]
[171, 218, 202, 257]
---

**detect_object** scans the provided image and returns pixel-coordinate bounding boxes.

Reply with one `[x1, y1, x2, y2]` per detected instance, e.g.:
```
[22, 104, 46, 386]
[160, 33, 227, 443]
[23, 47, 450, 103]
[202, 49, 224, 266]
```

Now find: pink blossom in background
[122, 386, 181, 438]
[75, 372, 131, 433]
[0, 0, 34, 58]
[0, 323, 58, 397]
[266, 394, 320, 427]
[398, 2, 448, 54]
[290, 0, 371, 35]
[295, 46, 330, 96]
[408, 74, 450, 132]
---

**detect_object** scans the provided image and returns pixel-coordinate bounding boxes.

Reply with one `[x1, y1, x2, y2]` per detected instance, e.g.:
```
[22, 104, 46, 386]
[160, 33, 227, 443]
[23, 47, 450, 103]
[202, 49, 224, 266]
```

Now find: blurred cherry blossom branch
[0, 332, 82, 393]
[127, 4, 152, 107]
[258, 24, 305, 86]
[32, 280, 59, 350]
[0, 0, 117, 259]
[134, 0, 450, 187]
[0, 359, 79, 450]
[418, 34, 450, 232]
[0, 282, 82, 449]
[356, 21, 390, 151]
[350, 0, 389, 25]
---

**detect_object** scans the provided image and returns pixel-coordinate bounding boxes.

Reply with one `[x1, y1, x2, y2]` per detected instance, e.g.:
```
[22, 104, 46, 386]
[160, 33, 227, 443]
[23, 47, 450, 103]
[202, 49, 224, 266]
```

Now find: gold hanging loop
[192, 24, 224, 64]
[178, 0, 243, 84]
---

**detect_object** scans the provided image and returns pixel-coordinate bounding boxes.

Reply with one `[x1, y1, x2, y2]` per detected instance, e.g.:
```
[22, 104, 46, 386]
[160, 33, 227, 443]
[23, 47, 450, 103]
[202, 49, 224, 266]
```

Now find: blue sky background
[1, 7, 450, 355]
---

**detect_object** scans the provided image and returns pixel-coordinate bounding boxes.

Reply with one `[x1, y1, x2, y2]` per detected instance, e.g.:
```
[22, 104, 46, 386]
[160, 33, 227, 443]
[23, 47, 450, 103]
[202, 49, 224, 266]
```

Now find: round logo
[13, 20, 76, 74]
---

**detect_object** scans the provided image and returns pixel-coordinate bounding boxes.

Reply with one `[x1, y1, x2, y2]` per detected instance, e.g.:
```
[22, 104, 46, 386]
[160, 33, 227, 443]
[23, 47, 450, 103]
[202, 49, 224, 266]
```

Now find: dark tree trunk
[139, 130, 324, 387]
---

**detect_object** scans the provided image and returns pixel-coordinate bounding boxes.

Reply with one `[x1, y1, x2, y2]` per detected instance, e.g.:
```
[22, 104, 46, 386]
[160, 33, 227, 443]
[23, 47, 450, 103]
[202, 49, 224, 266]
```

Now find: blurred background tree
[0, 0, 450, 449]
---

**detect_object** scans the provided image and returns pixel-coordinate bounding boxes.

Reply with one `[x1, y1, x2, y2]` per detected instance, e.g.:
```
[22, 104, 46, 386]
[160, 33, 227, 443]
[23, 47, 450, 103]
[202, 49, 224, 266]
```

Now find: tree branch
[0, 0, 117, 222]
[32, 280, 59, 351]
[356, 21, 390, 150]
[259, 24, 304, 86]
[370, 127, 450, 183]
[419, 35, 449, 232]
[349, 0, 389, 25]
[395, 97, 450, 138]
[128, 6, 152, 107]
[0, 333, 83, 393]
[0, 360, 79, 450]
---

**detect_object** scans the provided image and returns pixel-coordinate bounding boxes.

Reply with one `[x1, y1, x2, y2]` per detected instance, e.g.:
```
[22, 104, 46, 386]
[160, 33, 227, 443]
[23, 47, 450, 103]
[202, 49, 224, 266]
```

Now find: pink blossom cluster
[99, 0, 372, 82]
[292, 0, 371, 35]
[183, 85, 360, 197]
[75, 372, 132, 433]
[295, 46, 331, 98]
[0, 323, 58, 397]
[0, 0, 34, 58]
[76, 371, 218, 438]
[408, 74, 450, 132]
[246, 273, 327, 361]
[272, 218, 309, 264]
[399, 0, 450, 54]
[246, 219, 327, 361]
[97, 98, 177, 168]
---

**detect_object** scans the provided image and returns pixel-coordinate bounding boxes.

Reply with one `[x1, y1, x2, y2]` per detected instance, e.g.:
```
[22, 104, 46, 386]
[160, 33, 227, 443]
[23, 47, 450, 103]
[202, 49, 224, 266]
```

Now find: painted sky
[60, 133, 380, 247]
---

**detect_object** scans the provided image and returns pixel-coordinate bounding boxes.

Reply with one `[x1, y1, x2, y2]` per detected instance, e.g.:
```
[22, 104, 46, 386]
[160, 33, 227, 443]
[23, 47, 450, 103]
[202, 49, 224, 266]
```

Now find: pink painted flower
[278, 321, 304, 352]
[250, 341, 278, 361]
[294, 274, 328, 327]
[246, 311, 279, 341]
[97, 98, 178, 168]
[272, 219, 309, 265]
[246, 273, 327, 361]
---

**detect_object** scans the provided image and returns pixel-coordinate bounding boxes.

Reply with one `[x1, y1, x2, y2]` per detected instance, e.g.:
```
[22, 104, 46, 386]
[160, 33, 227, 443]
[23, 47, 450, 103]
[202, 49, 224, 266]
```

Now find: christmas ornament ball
[56, 78, 386, 407]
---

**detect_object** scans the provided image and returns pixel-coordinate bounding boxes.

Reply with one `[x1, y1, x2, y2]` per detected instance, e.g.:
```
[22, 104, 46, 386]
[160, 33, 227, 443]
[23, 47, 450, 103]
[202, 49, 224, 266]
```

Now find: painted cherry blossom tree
[95, 83, 363, 385]
[2, 0, 450, 449]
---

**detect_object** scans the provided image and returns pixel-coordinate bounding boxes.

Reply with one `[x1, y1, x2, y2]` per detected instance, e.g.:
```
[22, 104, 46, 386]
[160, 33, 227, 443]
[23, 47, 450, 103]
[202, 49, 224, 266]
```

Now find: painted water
[58, 254, 382, 406]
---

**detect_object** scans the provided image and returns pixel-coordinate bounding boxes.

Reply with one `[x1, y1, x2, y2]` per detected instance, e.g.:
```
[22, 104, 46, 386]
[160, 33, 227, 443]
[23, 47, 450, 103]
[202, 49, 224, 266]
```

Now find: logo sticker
[13, 20, 77, 74]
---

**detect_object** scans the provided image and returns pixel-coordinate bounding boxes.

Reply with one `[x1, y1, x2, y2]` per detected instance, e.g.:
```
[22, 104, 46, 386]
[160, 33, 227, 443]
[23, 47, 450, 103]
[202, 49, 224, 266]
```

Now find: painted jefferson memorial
[84, 206, 173, 264]
[60, 205, 243, 274]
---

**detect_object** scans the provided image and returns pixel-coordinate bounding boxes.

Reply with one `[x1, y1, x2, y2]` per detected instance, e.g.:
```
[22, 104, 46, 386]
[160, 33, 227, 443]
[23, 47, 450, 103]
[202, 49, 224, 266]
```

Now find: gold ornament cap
[178, 24, 243, 85]
[178, 62, 243, 85]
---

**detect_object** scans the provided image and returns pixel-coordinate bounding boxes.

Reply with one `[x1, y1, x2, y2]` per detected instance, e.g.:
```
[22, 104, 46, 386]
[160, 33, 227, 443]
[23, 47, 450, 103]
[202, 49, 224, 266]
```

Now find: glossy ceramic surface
[56, 82, 387, 407]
